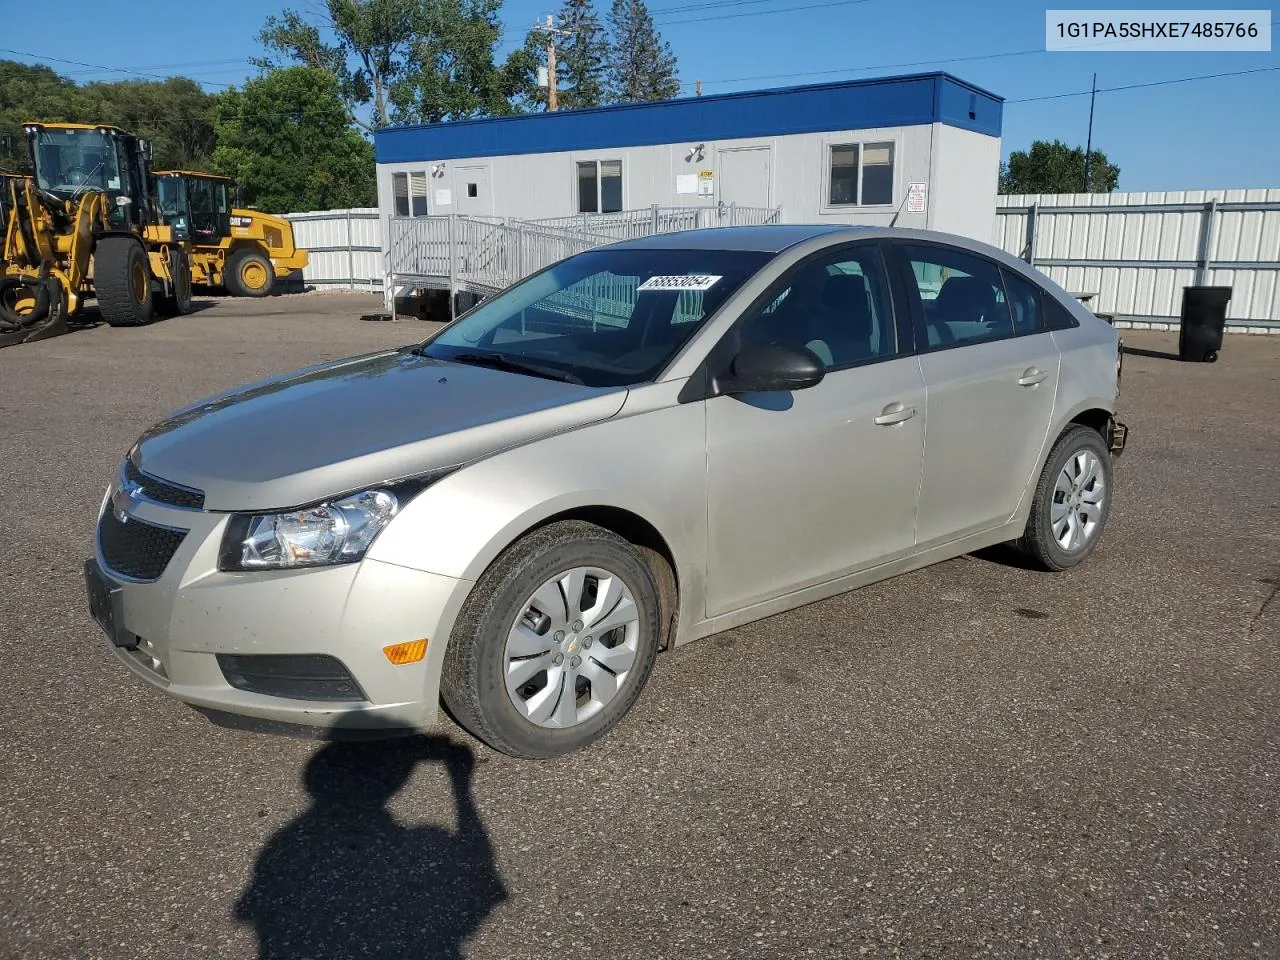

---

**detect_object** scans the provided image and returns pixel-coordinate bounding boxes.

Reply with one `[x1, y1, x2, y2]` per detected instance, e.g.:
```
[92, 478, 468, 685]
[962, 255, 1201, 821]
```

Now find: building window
[393, 172, 409, 216]
[392, 171, 429, 216]
[827, 141, 895, 207]
[577, 159, 623, 214]
[467, 182, 478, 198]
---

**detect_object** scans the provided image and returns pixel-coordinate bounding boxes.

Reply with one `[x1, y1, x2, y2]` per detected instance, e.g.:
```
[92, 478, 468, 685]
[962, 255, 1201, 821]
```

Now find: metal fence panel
[995, 190, 1280, 323]
[285, 208, 380, 291]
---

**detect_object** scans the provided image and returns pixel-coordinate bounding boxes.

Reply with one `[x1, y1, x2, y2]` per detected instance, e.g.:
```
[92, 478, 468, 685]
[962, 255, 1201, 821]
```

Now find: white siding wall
[927, 124, 1001, 239]
[375, 122, 999, 234]
[995, 190, 1280, 323]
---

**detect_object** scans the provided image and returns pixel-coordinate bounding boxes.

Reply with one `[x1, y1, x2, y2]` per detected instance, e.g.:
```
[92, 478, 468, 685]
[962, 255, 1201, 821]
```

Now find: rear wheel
[1015, 425, 1114, 571]
[159, 247, 194, 316]
[441, 521, 662, 759]
[95, 237, 155, 327]
[225, 248, 274, 297]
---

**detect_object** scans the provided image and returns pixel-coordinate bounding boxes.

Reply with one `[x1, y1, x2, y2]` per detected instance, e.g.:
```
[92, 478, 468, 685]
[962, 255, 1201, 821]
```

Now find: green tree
[0, 61, 86, 172]
[80, 78, 216, 171]
[999, 139, 1120, 194]
[606, 0, 679, 104]
[390, 0, 541, 124]
[213, 67, 375, 213]
[259, 0, 416, 130]
[555, 0, 609, 109]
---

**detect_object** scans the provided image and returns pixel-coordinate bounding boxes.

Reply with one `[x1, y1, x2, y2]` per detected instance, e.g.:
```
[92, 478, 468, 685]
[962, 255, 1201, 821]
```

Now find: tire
[159, 247, 194, 316]
[94, 237, 155, 327]
[1015, 425, 1114, 572]
[441, 520, 663, 759]
[225, 248, 275, 297]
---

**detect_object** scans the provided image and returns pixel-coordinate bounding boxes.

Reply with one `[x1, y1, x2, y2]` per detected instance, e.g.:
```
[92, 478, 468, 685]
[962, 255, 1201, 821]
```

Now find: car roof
[606, 224, 863, 253]
[606, 224, 1027, 263]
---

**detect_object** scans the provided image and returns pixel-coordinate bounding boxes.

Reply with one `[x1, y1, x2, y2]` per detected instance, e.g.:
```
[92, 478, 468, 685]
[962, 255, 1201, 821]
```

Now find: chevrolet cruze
[86, 226, 1128, 758]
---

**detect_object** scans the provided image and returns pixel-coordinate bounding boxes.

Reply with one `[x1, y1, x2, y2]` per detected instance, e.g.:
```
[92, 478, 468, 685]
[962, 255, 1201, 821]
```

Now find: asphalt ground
[0, 292, 1276, 960]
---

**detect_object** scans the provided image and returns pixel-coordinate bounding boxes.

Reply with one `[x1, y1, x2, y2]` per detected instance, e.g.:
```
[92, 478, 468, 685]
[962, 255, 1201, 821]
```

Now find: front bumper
[85, 488, 472, 734]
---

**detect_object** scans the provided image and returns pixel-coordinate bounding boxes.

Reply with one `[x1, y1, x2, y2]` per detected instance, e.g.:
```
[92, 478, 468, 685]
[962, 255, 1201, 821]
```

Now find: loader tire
[159, 247, 194, 316]
[95, 237, 155, 327]
[225, 248, 274, 297]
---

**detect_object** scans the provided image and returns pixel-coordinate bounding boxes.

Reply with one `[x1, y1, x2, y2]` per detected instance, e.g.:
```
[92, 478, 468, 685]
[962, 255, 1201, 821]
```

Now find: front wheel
[95, 237, 155, 327]
[1015, 425, 1114, 571]
[441, 521, 662, 759]
[225, 248, 275, 297]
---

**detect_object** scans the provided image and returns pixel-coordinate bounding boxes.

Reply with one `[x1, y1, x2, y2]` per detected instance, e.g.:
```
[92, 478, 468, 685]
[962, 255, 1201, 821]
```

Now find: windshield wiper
[449, 352, 584, 385]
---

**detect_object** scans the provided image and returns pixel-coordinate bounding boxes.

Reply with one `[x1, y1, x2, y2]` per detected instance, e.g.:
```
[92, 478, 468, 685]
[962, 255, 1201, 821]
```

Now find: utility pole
[1083, 72, 1097, 192]
[545, 14, 559, 112]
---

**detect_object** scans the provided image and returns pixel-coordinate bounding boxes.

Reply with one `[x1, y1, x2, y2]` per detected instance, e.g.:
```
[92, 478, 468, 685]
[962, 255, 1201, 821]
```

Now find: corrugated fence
[995, 190, 1280, 329]
[284, 208, 381, 292]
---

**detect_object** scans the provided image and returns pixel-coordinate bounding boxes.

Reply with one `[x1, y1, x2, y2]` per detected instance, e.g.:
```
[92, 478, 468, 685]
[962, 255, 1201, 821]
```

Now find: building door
[455, 165, 493, 216]
[717, 147, 771, 217]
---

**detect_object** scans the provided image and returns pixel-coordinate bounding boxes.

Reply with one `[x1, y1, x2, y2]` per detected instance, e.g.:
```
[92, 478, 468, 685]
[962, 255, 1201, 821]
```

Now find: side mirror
[721, 340, 825, 394]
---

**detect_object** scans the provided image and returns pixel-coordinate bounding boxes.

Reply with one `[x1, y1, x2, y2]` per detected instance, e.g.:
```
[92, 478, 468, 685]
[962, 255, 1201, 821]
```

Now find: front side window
[736, 245, 895, 369]
[900, 244, 1020, 349]
[422, 248, 773, 387]
[577, 160, 623, 214]
[827, 141, 895, 207]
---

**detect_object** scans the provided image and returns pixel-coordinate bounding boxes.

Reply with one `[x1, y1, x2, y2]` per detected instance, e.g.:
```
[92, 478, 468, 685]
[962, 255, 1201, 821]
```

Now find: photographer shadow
[235, 728, 507, 960]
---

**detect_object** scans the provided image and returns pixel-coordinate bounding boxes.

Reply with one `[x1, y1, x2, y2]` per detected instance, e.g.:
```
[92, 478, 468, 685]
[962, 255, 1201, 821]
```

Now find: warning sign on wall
[906, 181, 928, 214]
[697, 170, 715, 197]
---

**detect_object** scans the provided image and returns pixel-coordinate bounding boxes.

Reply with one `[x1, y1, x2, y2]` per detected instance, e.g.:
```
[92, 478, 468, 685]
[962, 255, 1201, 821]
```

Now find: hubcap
[1051, 449, 1106, 552]
[131, 261, 149, 302]
[242, 260, 268, 290]
[504, 566, 640, 729]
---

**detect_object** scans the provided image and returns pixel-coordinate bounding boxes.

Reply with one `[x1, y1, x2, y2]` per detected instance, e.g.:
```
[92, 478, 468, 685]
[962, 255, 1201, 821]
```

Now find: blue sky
[4, 0, 1277, 190]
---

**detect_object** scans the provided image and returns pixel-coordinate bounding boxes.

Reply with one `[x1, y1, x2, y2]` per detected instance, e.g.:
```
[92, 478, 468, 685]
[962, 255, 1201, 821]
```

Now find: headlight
[219, 489, 399, 571]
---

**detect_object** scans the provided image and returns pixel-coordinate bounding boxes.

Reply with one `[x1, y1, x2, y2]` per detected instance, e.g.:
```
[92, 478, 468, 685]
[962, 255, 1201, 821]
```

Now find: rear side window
[899, 243, 1013, 349]
[1000, 268, 1045, 335]
[1042, 290, 1082, 331]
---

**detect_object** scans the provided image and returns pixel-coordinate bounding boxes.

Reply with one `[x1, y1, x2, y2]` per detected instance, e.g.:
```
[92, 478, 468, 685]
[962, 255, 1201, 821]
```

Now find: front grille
[98, 510, 187, 581]
[124, 459, 205, 510]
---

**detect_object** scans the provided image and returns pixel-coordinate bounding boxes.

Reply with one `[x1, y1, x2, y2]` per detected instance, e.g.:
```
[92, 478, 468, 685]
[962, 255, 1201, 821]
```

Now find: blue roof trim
[375, 72, 1003, 164]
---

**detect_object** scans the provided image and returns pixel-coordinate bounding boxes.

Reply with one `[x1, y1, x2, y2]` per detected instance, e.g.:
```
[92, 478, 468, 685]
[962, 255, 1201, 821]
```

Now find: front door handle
[1018, 367, 1049, 386]
[874, 401, 917, 426]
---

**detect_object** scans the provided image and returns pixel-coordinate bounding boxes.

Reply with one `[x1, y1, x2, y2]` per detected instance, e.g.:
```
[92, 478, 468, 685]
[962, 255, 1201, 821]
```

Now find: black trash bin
[1178, 286, 1231, 362]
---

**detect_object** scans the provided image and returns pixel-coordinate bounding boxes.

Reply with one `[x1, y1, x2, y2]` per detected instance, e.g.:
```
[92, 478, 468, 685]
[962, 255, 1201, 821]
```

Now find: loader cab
[154, 172, 191, 241]
[189, 174, 232, 243]
[24, 123, 152, 230]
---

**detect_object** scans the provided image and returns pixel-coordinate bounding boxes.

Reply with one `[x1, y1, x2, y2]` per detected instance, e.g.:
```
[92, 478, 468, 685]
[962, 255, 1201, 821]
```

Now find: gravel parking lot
[1, 292, 1276, 960]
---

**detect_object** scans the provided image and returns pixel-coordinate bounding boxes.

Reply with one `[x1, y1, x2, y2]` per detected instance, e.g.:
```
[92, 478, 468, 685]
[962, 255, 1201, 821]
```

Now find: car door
[888, 241, 1060, 547]
[703, 242, 926, 618]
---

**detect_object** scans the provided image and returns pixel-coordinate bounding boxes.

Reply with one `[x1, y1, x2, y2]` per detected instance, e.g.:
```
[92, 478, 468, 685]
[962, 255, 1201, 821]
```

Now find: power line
[0, 47, 235, 89]
[657, 0, 874, 26]
[1006, 65, 1280, 104]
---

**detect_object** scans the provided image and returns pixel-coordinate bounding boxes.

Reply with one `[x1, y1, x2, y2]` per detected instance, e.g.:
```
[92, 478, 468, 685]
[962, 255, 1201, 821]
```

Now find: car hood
[132, 349, 628, 511]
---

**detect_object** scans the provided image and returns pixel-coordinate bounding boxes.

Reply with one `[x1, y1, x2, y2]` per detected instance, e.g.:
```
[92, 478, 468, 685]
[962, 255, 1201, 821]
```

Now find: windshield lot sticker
[638, 275, 722, 292]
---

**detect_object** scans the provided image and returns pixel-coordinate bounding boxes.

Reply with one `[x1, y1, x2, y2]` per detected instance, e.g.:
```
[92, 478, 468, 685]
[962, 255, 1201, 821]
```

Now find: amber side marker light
[383, 639, 428, 665]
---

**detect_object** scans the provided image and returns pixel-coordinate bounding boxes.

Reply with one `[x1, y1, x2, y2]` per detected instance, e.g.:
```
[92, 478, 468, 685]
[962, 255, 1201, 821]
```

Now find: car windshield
[421, 248, 774, 387]
[33, 129, 121, 196]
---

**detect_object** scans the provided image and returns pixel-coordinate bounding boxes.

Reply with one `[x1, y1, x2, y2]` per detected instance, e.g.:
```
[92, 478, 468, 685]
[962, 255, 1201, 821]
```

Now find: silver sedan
[85, 225, 1128, 758]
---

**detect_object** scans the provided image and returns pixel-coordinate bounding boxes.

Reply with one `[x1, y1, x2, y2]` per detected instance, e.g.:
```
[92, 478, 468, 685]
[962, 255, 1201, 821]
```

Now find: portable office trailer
[373, 72, 1003, 244]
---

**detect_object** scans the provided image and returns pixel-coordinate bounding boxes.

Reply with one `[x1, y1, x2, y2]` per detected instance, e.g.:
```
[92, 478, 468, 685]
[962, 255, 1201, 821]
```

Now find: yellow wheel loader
[1, 123, 192, 349]
[152, 171, 309, 297]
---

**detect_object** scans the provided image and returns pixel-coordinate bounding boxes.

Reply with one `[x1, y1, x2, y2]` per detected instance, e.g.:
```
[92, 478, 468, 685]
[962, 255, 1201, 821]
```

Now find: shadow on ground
[234, 728, 507, 960]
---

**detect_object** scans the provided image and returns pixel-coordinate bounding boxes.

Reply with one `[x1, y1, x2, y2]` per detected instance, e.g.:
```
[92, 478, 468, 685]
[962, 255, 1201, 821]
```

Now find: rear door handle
[874, 401, 917, 426]
[1017, 367, 1049, 386]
